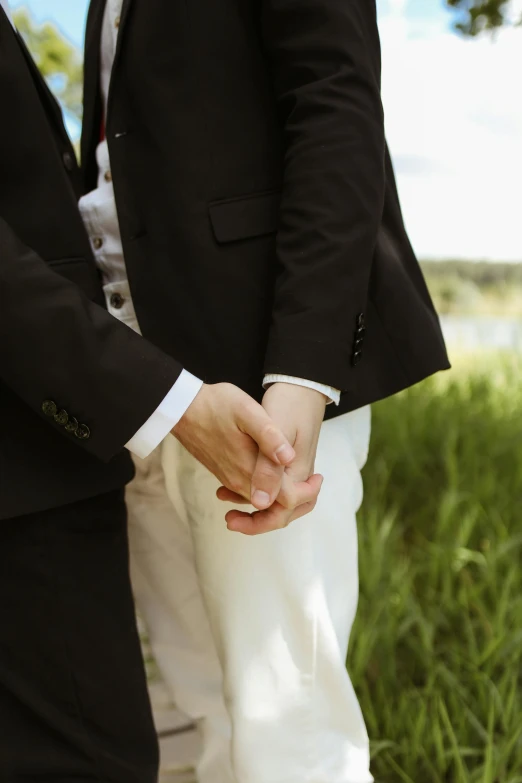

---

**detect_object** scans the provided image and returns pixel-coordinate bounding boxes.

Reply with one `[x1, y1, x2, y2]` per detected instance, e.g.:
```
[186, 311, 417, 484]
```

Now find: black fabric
[0, 9, 183, 520]
[82, 0, 450, 414]
[0, 489, 159, 783]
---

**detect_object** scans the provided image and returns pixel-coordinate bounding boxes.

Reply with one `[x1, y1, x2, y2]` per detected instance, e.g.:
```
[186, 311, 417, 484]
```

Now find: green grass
[420, 261, 522, 317]
[352, 354, 522, 782]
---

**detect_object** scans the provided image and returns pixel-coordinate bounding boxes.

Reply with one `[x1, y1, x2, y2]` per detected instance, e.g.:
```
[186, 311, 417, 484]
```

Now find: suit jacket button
[62, 151, 75, 171]
[42, 400, 57, 417]
[54, 409, 69, 427]
[65, 416, 79, 434]
[352, 351, 363, 366]
[356, 326, 366, 339]
[356, 313, 365, 328]
[75, 424, 91, 440]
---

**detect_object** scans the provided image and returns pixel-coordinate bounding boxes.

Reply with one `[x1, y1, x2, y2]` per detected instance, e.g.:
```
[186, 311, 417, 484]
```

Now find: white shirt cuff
[125, 370, 203, 459]
[262, 374, 341, 406]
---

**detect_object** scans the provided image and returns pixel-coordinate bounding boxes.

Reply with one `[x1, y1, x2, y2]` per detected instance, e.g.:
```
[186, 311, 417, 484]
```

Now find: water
[440, 315, 522, 352]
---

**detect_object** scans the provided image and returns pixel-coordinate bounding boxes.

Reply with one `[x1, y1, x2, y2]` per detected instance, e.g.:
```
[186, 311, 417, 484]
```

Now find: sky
[9, 0, 522, 262]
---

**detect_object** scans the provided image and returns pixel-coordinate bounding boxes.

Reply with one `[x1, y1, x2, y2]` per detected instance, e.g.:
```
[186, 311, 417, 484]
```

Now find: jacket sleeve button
[74, 424, 91, 440]
[356, 313, 365, 329]
[42, 400, 58, 417]
[54, 410, 69, 427]
[352, 351, 363, 366]
[65, 417, 79, 434]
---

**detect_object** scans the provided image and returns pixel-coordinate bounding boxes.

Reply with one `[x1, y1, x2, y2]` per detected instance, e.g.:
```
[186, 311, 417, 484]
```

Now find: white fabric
[77, 0, 339, 459]
[1, 0, 13, 26]
[127, 402, 373, 783]
[263, 374, 341, 405]
[126, 370, 203, 459]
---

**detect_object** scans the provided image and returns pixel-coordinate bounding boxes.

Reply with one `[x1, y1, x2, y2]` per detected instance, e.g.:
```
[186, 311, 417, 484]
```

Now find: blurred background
[10, 1, 522, 781]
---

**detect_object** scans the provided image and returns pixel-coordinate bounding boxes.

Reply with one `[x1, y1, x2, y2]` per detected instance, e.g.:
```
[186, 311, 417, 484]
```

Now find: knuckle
[274, 513, 290, 530]
[219, 382, 236, 396]
[238, 391, 252, 409]
[255, 465, 278, 485]
[260, 512, 278, 531]
[275, 488, 291, 509]
[239, 398, 258, 423]
[259, 421, 278, 442]
[284, 491, 297, 510]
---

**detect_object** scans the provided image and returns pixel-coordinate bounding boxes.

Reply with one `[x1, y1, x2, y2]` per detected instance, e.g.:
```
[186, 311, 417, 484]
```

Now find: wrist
[286, 383, 326, 404]
[264, 382, 328, 412]
[263, 374, 338, 405]
[171, 382, 208, 436]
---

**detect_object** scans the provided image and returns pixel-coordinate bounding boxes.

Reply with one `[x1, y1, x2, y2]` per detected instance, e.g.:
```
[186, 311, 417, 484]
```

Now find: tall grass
[420, 261, 522, 316]
[353, 355, 522, 782]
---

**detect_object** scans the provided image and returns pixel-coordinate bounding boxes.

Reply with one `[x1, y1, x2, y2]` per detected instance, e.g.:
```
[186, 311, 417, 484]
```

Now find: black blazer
[81, 0, 450, 419]
[0, 9, 182, 520]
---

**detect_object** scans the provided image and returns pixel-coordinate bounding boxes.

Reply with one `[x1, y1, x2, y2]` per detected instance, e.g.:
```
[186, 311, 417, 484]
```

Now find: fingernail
[275, 444, 294, 464]
[252, 490, 271, 509]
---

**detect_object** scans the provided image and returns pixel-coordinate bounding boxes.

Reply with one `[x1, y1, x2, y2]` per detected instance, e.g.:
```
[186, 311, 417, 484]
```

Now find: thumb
[237, 399, 295, 467]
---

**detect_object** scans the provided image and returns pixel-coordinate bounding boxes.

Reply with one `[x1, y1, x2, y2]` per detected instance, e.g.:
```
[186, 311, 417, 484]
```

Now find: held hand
[218, 383, 327, 535]
[171, 382, 296, 513]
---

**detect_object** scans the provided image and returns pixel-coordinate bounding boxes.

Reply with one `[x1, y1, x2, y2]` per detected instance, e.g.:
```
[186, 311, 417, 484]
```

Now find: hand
[217, 383, 327, 535]
[172, 382, 306, 518]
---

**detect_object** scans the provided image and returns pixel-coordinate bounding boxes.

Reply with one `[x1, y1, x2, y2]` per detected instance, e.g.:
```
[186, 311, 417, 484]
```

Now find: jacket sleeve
[0, 217, 183, 462]
[260, 0, 386, 391]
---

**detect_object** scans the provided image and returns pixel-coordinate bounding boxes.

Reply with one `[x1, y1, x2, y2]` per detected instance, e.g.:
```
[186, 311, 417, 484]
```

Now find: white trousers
[126, 404, 373, 783]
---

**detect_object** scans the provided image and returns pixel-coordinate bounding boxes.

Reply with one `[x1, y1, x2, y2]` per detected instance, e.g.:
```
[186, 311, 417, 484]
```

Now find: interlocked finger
[225, 474, 323, 536]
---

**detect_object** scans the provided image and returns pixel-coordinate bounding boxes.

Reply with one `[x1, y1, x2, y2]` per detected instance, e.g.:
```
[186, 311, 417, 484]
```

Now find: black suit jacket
[81, 0, 450, 418]
[0, 9, 182, 520]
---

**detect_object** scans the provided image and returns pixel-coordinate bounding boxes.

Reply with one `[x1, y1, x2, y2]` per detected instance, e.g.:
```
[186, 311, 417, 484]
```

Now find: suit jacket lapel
[81, 0, 107, 190]
[110, 0, 133, 88]
[81, 0, 134, 190]
[15, 32, 70, 146]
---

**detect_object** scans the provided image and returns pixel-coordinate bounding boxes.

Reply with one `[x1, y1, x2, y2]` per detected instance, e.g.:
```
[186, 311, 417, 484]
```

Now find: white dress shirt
[18, 0, 337, 460]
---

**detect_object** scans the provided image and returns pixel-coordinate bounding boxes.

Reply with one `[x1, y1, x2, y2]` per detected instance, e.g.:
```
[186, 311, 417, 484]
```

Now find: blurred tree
[13, 7, 82, 122]
[446, 0, 520, 35]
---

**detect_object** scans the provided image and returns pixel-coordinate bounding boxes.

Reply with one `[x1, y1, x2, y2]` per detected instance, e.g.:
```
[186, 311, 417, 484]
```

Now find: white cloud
[379, 9, 522, 260]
